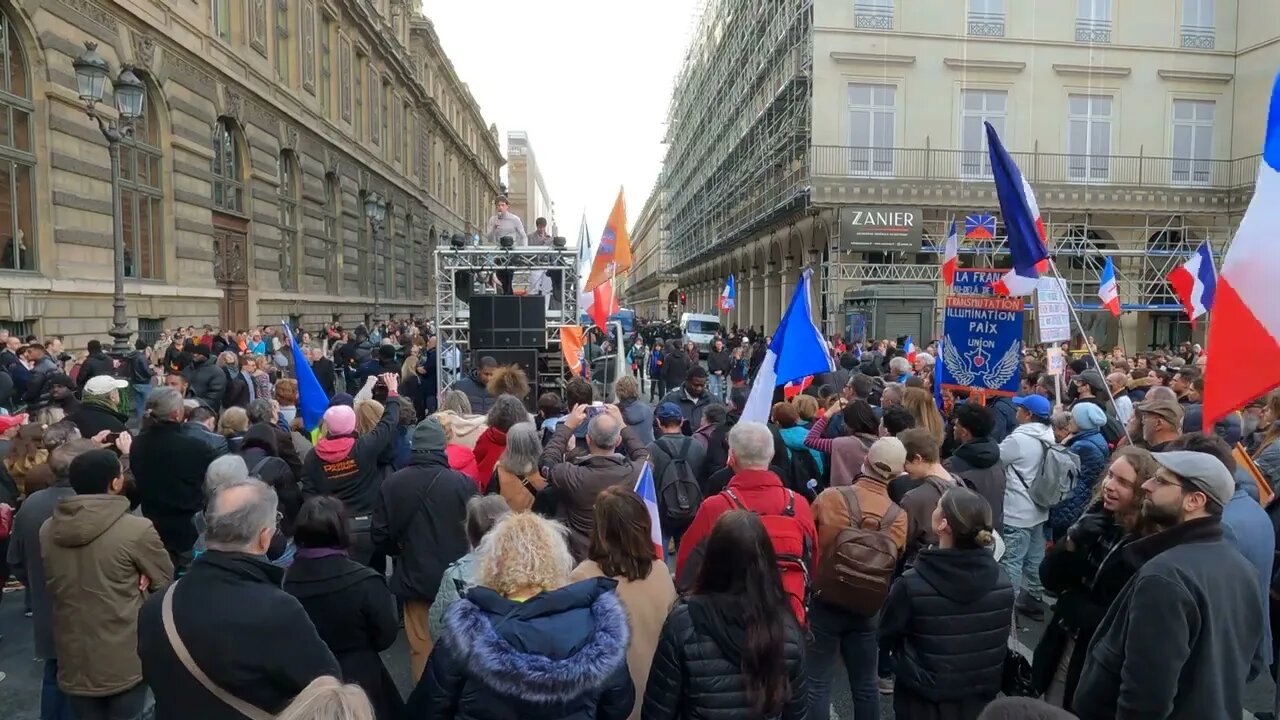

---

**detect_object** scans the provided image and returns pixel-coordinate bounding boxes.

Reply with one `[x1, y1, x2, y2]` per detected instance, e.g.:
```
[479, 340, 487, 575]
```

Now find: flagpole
[1046, 258, 1135, 445]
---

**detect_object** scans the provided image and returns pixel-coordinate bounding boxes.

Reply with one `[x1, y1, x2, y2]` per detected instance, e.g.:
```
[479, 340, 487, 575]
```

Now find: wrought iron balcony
[854, 3, 893, 30]
[1075, 17, 1111, 44]
[1180, 25, 1215, 49]
[810, 145, 1261, 191]
[967, 10, 1005, 38]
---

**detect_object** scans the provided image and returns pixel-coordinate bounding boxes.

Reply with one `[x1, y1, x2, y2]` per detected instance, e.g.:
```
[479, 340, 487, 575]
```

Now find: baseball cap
[656, 402, 684, 423]
[83, 375, 129, 396]
[1136, 397, 1185, 428]
[1151, 450, 1234, 508]
[1074, 370, 1107, 395]
[864, 437, 907, 482]
[1011, 394, 1051, 419]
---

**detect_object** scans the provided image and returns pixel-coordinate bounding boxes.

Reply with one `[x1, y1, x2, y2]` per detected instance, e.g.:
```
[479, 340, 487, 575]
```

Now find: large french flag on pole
[1098, 257, 1121, 317]
[985, 122, 1049, 296]
[719, 275, 736, 311]
[742, 269, 835, 424]
[634, 462, 664, 559]
[1167, 241, 1217, 328]
[942, 218, 959, 288]
[1203, 73, 1280, 431]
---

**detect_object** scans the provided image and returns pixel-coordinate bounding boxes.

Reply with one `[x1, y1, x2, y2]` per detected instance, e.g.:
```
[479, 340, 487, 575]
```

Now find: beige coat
[570, 559, 677, 720]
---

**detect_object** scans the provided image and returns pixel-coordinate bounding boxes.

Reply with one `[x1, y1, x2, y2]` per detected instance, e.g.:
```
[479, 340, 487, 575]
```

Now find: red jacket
[472, 426, 507, 486]
[446, 443, 483, 490]
[675, 468, 819, 584]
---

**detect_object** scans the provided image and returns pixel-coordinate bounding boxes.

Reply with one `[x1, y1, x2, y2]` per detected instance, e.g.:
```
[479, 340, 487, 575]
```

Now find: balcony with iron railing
[967, 10, 1005, 38]
[1075, 17, 1112, 44]
[853, 2, 893, 30]
[1180, 24, 1215, 49]
[810, 145, 1260, 195]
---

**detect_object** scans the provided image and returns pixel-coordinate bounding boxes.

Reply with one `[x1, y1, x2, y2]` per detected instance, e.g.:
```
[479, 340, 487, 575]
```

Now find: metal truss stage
[434, 245, 581, 399]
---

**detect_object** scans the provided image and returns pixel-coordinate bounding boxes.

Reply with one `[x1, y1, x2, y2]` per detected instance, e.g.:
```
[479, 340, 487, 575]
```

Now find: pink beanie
[323, 405, 357, 436]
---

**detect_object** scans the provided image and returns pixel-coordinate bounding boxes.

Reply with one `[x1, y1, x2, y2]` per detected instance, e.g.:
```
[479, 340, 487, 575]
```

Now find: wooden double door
[213, 213, 250, 332]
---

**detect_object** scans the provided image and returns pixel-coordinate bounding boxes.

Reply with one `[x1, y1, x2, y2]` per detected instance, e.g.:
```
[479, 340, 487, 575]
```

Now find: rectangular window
[1171, 99, 1215, 185]
[960, 90, 1007, 177]
[968, 0, 1004, 36]
[319, 19, 332, 116]
[138, 318, 164, 347]
[854, 0, 893, 30]
[1067, 94, 1112, 181]
[213, 0, 231, 42]
[1076, 0, 1111, 43]
[846, 83, 896, 176]
[354, 54, 364, 140]
[369, 69, 380, 146]
[381, 82, 390, 153]
[274, 0, 289, 84]
[392, 94, 401, 163]
[1182, 0, 1214, 48]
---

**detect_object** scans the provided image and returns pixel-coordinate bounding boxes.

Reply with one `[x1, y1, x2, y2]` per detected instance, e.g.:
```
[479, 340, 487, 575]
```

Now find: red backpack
[723, 487, 814, 626]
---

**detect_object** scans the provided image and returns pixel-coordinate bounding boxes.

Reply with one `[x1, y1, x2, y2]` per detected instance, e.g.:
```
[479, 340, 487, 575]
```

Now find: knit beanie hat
[323, 405, 357, 436]
[1071, 402, 1107, 431]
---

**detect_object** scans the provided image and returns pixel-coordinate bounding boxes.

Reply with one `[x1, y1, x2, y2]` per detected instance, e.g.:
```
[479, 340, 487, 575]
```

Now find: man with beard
[1072, 451, 1263, 720]
[661, 365, 712, 432]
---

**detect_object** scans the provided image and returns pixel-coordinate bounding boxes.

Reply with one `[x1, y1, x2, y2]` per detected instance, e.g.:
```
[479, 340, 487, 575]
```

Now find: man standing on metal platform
[485, 196, 527, 295]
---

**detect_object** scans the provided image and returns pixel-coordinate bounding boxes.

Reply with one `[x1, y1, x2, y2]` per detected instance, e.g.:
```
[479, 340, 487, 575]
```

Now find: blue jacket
[410, 577, 634, 720]
[1050, 430, 1109, 534]
[1223, 486, 1275, 668]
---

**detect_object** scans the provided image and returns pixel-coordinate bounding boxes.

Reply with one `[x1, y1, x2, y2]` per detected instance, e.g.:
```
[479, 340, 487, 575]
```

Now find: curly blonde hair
[476, 512, 573, 598]
[276, 676, 372, 720]
[218, 407, 249, 437]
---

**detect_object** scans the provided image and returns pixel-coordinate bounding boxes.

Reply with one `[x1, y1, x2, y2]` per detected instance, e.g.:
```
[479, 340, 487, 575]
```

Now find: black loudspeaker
[470, 295, 546, 348]
[472, 348, 538, 412]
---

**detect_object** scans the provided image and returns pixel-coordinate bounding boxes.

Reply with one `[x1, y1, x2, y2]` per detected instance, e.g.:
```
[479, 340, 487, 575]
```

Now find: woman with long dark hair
[570, 486, 677, 720]
[643, 510, 807, 720]
[879, 487, 1014, 720]
[1032, 447, 1160, 710]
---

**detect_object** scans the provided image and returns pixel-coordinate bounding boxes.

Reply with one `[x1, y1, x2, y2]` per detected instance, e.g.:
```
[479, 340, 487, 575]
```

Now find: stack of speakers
[468, 295, 545, 410]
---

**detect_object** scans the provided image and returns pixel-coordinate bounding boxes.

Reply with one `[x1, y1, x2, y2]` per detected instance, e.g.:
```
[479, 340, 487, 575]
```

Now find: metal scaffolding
[432, 246, 580, 397]
[661, 0, 813, 272]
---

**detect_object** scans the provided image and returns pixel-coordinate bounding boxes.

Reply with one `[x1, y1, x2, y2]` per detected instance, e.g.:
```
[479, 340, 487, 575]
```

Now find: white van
[680, 313, 721, 355]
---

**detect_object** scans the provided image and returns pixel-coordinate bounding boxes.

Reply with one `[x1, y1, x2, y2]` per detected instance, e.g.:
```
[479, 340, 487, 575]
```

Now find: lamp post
[363, 193, 387, 321]
[72, 41, 145, 355]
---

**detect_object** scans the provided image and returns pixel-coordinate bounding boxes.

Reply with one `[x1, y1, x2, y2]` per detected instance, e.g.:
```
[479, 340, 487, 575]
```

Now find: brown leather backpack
[814, 487, 903, 615]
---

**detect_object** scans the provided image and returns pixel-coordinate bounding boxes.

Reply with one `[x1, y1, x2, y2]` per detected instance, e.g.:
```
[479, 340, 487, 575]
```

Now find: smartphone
[586, 402, 605, 418]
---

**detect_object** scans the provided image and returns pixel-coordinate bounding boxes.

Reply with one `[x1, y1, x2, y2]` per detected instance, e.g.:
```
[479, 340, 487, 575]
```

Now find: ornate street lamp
[363, 194, 387, 320]
[72, 41, 146, 354]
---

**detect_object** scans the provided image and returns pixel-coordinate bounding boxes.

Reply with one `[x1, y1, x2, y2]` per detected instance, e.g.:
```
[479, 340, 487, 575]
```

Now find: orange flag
[1235, 442, 1274, 505]
[560, 327, 587, 376]
[583, 189, 631, 292]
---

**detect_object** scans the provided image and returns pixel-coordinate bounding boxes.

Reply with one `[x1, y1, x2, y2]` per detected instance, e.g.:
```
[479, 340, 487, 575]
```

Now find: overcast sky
[425, 0, 697, 241]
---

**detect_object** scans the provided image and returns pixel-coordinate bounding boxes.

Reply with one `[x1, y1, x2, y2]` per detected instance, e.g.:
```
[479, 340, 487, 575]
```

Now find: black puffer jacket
[943, 438, 1006, 527]
[879, 546, 1014, 706]
[409, 578, 633, 720]
[642, 596, 807, 720]
[186, 358, 227, 412]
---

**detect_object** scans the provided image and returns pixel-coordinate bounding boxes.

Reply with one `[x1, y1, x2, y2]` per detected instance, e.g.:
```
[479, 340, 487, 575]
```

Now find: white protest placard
[1046, 346, 1065, 376]
[1036, 277, 1071, 345]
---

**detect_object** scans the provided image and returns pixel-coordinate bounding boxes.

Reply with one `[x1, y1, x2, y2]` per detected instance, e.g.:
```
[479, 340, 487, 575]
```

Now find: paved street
[1, 583, 1274, 719]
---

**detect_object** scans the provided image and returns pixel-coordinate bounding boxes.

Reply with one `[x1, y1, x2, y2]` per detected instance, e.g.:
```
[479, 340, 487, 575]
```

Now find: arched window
[211, 118, 243, 213]
[276, 150, 299, 291]
[120, 82, 163, 279]
[0, 10, 34, 271]
[323, 172, 340, 294]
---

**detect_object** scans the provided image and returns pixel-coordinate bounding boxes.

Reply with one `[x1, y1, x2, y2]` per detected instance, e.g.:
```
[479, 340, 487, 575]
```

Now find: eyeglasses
[275, 511, 283, 527]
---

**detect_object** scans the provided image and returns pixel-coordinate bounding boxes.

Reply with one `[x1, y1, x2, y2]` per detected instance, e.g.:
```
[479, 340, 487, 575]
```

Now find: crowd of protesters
[0, 316, 1276, 720]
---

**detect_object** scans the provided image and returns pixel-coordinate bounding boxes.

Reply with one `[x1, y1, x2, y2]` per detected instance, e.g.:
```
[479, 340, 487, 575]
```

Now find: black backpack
[657, 437, 702, 524]
[786, 445, 823, 502]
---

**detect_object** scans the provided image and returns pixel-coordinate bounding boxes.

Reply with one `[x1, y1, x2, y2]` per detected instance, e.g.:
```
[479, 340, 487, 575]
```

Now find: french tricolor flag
[1203, 73, 1280, 431]
[719, 274, 736, 311]
[634, 462, 665, 560]
[985, 122, 1049, 296]
[942, 219, 959, 288]
[904, 336, 917, 363]
[1167, 241, 1217, 328]
[741, 269, 835, 423]
[1098, 257, 1121, 317]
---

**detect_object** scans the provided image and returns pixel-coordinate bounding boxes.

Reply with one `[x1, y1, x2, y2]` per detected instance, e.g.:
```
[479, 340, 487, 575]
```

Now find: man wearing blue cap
[999, 393, 1056, 620]
[648, 402, 708, 550]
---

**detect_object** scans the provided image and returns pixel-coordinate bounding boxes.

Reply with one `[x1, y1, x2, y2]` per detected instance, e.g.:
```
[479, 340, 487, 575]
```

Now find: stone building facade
[0, 0, 502, 345]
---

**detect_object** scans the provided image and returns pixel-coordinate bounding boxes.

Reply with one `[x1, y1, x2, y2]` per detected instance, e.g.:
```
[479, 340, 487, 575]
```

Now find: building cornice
[1157, 69, 1234, 84]
[1053, 63, 1132, 78]
[830, 52, 916, 66]
[944, 58, 1026, 73]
